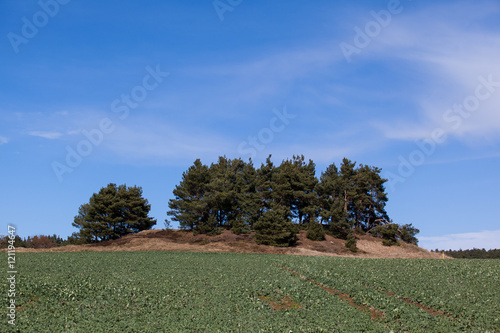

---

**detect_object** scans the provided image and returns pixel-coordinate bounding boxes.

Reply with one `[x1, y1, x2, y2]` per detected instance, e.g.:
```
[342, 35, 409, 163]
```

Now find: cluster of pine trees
[3, 155, 419, 249]
[167, 155, 417, 247]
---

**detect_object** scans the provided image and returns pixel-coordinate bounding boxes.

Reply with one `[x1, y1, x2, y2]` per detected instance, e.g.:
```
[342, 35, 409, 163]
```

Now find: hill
[14, 229, 447, 259]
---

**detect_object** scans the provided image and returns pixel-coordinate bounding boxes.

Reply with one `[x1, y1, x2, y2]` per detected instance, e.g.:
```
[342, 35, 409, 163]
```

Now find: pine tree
[398, 224, 420, 245]
[72, 183, 156, 243]
[271, 158, 295, 220]
[345, 233, 358, 252]
[339, 158, 357, 220]
[167, 159, 211, 232]
[288, 155, 318, 225]
[255, 155, 277, 213]
[253, 202, 297, 247]
[351, 164, 389, 231]
[270, 155, 318, 226]
[206, 156, 235, 229]
[231, 158, 259, 234]
[317, 162, 351, 238]
[306, 221, 326, 241]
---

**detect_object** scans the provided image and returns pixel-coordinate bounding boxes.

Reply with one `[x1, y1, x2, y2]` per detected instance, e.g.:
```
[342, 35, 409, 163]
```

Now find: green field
[2, 252, 499, 332]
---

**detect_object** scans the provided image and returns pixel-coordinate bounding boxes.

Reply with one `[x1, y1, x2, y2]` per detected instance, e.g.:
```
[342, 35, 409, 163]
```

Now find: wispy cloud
[177, 44, 343, 111]
[419, 230, 500, 251]
[0, 136, 9, 145]
[101, 122, 233, 165]
[66, 129, 82, 135]
[369, 1, 500, 143]
[28, 131, 64, 139]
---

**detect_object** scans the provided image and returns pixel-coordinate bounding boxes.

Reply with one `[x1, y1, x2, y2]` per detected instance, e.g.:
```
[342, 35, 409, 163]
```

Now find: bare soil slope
[15, 229, 447, 259]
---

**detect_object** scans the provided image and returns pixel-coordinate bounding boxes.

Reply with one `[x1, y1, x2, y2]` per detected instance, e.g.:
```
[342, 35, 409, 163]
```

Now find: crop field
[2, 252, 499, 332]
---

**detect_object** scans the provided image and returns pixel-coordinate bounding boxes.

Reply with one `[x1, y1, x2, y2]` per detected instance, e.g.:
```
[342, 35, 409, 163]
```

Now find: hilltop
[15, 229, 446, 259]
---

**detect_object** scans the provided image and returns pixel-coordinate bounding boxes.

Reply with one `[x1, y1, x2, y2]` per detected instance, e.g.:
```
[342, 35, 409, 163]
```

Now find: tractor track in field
[278, 265, 385, 321]
[279, 264, 458, 321]
[366, 285, 458, 319]
[278, 264, 463, 331]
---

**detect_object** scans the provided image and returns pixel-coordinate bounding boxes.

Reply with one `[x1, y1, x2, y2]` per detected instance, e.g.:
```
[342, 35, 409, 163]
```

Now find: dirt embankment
[12, 229, 448, 259]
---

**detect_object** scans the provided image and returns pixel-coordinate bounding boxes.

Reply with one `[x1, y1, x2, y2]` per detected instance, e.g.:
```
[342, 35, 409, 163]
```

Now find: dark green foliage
[382, 239, 399, 247]
[230, 215, 252, 235]
[434, 248, 500, 259]
[352, 164, 389, 230]
[306, 222, 326, 241]
[63, 234, 88, 245]
[272, 155, 318, 225]
[345, 233, 358, 252]
[168, 155, 415, 247]
[193, 215, 222, 236]
[353, 226, 366, 235]
[371, 223, 399, 246]
[72, 183, 156, 243]
[317, 159, 389, 236]
[167, 159, 211, 232]
[398, 224, 420, 245]
[369, 223, 420, 246]
[317, 162, 349, 235]
[168, 157, 260, 235]
[254, 203, 297, 247]
[0, 235, 27, 248]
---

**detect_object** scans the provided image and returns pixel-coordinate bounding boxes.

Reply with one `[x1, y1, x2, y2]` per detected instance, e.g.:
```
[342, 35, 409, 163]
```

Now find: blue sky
[1, 0, 499, 250]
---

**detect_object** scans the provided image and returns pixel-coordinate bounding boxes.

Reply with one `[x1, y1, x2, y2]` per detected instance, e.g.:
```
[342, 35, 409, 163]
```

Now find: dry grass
[11, 229, 449, 259]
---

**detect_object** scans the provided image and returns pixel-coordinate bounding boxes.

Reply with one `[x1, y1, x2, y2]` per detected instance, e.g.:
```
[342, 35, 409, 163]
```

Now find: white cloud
[28, 131, 64, 139]
[66, 129, 82, 135]
[369, 2, 500, 143]
[0, 136, 9, 145]
[179, 44, 343, 110]
[419, 230, 500, 251]
[97, 116, 372, 167]
[102, 122, 233, 164]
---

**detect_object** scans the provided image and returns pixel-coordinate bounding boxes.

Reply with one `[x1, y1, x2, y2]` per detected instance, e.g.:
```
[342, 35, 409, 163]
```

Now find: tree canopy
[167, 155, 413, 247]
[72, 183, 156, 243]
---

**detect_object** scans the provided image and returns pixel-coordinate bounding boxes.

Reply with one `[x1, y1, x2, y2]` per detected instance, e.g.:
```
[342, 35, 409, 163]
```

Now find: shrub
[371, 223, 399, 246]
[345, 233, 358, 252]
[354, 226, 365, 235]
[254, 204, 297, 247]
[382, 238, 399, 247]
[306, 222, 326, 241]
[328, 221, 352, 239]
[230, 215, 252, 235]
[194, 215, 222, 236]
[398, 224, 419, 245]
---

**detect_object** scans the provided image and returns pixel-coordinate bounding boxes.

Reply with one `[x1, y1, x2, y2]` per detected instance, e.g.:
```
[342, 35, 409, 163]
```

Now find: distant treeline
[0, 234, 80, 249]
[432, 248, 500, 259]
